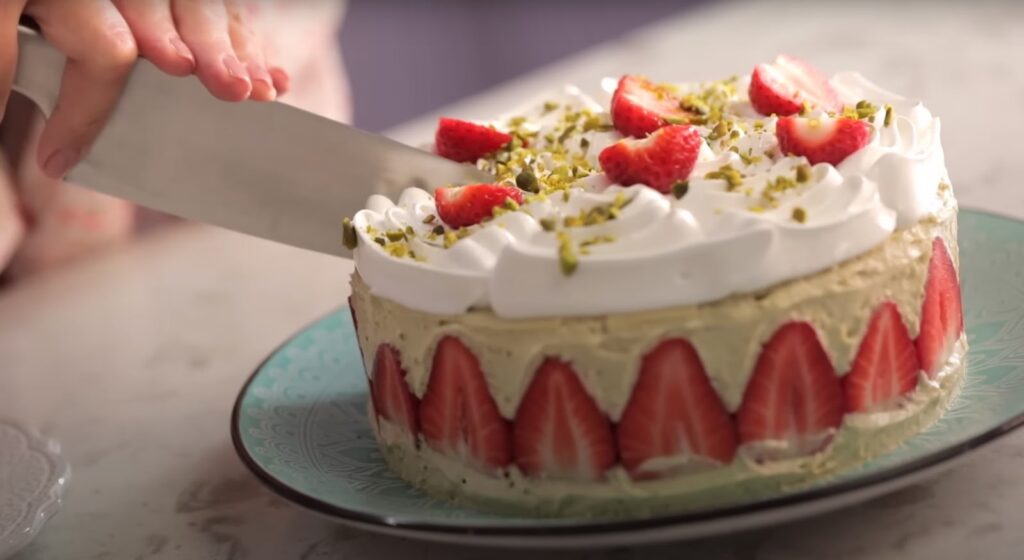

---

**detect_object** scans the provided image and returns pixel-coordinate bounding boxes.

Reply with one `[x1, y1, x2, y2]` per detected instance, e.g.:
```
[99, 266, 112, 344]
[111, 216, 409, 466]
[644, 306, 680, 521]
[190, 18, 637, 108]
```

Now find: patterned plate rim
[231, 207, 1024, 539]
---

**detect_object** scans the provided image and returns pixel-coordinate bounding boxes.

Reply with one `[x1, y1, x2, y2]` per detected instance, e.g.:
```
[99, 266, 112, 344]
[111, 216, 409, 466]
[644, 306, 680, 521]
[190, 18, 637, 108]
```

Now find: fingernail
[223, 55, 250, 83]
[42, 147, 81, 179]
[248, 63, 276, 101]
[169, 36, 195, 68]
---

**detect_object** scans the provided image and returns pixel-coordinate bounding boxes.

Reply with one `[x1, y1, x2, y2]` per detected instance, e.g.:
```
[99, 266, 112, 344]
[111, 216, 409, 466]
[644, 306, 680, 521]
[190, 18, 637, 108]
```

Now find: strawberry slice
[418, 336, 512, 471]
[435, 117, 513, 163]
[434, 183, 524, 228]
[843, 302, 921, 412]
[749, 55, 840, 117]
[513, 358, 616, 481]
[611, 75, 694, 138]
[917, 237, 964, 377]
[736, 322, 845, 456]
[369, 344, 419, 435]
[775, 115, 871, 166]
[616, 339, 738, 479]
[598, 124, 702, 193]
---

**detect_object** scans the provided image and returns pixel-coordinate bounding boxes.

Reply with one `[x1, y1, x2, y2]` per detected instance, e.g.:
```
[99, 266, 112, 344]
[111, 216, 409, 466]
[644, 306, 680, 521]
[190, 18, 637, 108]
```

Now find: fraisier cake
[344, 55, 965, 518]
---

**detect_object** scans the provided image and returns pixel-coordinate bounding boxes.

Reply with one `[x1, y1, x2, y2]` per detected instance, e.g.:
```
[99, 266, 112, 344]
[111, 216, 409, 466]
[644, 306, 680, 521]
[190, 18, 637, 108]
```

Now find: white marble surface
[3, 1, 1024, 558]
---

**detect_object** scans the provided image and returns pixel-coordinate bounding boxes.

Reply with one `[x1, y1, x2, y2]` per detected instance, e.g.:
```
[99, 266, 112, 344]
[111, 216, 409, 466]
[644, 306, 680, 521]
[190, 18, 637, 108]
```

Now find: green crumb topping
[556, 231, 578, 276]
[705, 164, 744, 190]
[374, 236, 386, 247]
[385, 230, 407, 242]
[884, 104, 894, 127]
[422, 214, 436, 224]
[854, 100, 879, 120]
[579, 234, 617, 255]
[579, 137, 590, 152]
[749, 205, 765, 214]
[582, 114, 613, 133]
[761, 175, 798, 207]
[708, 120, 732, 141]
[431, 224, 445, 236]
[792, 206, 807, 223]
[737, 149, 763, 166]
[795, 164, 813, 183]
[443, 231, 458, 248]
[671, 180, 689, 199]
[342, 218, 358, 250]
[539, 217, 557, 231]
[798, 101, 811, 116]
[542, 101, 559, 114]
[404, 225, 415, 237]
[502, 198, 520, 211]
[515, 170, 539, 193]
[679, 93, 710, 116]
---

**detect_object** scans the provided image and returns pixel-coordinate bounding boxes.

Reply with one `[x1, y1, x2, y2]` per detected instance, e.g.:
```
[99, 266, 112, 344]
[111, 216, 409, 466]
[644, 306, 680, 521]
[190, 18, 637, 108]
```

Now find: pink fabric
[0, 2, 350, 281]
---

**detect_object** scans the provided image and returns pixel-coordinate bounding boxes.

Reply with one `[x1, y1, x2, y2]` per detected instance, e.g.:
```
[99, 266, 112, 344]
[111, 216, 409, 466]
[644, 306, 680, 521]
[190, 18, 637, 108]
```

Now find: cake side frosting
[352, 72, 949, 319]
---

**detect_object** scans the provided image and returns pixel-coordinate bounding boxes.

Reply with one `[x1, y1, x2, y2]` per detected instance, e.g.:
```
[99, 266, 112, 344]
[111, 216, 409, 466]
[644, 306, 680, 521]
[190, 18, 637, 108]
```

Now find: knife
[11, 26, 489, 257]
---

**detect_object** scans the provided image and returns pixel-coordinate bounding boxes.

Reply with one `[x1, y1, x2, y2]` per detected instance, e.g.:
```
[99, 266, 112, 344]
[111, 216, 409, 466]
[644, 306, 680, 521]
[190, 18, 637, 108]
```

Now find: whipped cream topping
[353, 72, 949, 318]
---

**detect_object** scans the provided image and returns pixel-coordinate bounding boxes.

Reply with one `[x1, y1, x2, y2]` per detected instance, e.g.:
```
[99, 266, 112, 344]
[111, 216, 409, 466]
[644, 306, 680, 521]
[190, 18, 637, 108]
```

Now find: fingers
[0, 0, 28, 124]
[112, 0, 194, 77]
[225, 0, 273, 101]
[26, 0, 138, 179]
[172, 0, 250, 102]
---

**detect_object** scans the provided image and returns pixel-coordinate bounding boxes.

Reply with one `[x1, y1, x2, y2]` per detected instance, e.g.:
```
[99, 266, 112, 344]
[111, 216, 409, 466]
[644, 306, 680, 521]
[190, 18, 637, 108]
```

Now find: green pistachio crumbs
[342, 218, 358, 250]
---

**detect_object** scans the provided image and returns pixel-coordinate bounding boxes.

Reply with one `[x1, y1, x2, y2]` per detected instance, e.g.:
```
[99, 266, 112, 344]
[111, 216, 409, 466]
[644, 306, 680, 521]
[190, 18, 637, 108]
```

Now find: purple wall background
[339, 0, 704, 132]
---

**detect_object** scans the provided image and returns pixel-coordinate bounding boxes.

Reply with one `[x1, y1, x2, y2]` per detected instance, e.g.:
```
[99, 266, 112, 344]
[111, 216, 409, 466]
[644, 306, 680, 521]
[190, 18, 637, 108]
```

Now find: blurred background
[340, 0, 705, 132]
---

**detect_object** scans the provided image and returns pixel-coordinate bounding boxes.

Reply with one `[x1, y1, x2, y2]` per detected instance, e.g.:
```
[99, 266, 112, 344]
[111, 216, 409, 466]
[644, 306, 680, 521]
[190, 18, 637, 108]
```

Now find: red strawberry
[514, 358, 616, 481]
[418, 336, 512, 471]
[917, 237, 964, 377]
[843, 302, 921, 412]
[611, 75, 694, 138]
[369, 344, 419, 435]
[434, 183, 524, 228]
[598, 124, 702, 193]
[616, 339, 738, 479]
[775, 116, 871, 166]
[435, 117, 512, 163]
[736, 322, 845, 456]
[748, 55, 840, 117]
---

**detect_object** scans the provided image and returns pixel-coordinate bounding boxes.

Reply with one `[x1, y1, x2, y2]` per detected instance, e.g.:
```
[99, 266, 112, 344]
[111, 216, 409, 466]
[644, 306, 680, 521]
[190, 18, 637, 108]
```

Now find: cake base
[371, 338, 966, 519]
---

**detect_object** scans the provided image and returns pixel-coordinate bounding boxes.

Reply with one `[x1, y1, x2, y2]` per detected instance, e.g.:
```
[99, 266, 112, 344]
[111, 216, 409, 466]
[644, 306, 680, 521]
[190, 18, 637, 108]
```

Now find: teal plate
[232, 209, 1024, 548]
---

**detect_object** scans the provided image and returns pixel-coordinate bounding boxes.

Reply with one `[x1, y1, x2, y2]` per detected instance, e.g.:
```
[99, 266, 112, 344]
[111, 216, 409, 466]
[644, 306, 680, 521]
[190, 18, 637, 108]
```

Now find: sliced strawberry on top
[369, 344, 419, 435]
[917, 237, 964, 377]
[598, 124, 702, 193]
[843, 302, 921, 412]
[434, 183, 524, 228]
[749, 55, 840, 117]
[616, 339, 738, 479]
[736, 322, 845, 457]
[611, 75, 694, 138]
[513, 358, 616, 481]
[775, 115, 871, 166]
[435, 117, 513, 163]
[418, 336, 512, 471]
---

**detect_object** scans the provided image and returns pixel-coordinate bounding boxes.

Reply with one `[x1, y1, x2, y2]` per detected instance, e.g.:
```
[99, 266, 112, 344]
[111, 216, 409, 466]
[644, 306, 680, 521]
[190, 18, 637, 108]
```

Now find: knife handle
[12, 25, 63, 118]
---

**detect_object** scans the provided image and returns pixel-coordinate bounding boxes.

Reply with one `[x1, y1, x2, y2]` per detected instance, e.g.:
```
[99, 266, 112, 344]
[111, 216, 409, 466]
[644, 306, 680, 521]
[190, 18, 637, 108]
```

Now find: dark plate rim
[230, 207, 1024, 539]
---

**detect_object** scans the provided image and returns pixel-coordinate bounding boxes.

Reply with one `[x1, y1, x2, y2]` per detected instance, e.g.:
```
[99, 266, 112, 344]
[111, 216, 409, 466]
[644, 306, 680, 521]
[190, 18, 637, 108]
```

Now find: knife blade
[11, 26, 490, 257]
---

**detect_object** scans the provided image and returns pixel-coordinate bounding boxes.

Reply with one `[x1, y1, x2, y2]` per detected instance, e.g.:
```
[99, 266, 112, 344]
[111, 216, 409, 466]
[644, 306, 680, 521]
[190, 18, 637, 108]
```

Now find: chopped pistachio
[539, 217, 557, 231]
[342, 218, 358, 250]
[385, 242, 409, 258]
[671, 180, 689, 199]
[431, 224, 445, 236]
[404, 225, 415, 237]
[542, 100, 559, 113]
[557, 124, 577, 145]
[443, 231, 458, 248]
[579, 137, 590, 152]
[515, 170, 539, 193]
[705, 164, 744, 190]
[502, 198, 520, 211]
[792, 206, 807, 223]
[374, 236, 386, 247]
[422, 214, 436, 224]
[855, 99, 879, 120]
[795, 164, 813, 183]
[385, 230, 406, 242]
[883, 104, 894, 127]
[556, 231, 578, 276]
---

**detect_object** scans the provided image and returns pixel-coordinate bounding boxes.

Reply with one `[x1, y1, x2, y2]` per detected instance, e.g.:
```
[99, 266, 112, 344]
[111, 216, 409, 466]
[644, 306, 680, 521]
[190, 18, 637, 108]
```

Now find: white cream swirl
[353, 72, 949, 318]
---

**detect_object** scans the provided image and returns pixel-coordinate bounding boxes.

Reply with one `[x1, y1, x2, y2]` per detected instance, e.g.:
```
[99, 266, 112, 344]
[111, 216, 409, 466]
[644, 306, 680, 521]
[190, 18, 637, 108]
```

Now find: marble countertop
[4, 1, 1024, 558]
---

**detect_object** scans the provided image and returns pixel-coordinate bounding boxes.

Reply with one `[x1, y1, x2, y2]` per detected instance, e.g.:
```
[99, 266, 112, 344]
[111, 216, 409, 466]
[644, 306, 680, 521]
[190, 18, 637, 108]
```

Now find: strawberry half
[598, 124, 702, 193]
[775, 115, 871, 166]
[434, 183, 524, 228]
[917, 237, 964, 377]
[513, 358, 616, 481]
[435, 117, 513, 163]
[736, 322, 845, 457]
[616, 339, 738, 479]
[418, 336, 512, 471]
[611, 75, 694, 138]
[748, 55, 840, 117]
[369, 344, 419, 435]
[843, 302, 921, 412]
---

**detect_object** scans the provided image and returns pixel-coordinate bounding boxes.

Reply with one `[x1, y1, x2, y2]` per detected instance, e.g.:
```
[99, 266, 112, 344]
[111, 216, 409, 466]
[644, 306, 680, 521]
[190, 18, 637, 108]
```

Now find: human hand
[0, 0, 289, 180]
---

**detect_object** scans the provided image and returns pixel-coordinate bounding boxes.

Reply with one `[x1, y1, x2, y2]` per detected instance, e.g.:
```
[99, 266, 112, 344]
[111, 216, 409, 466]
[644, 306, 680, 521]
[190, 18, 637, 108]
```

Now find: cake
[344, 55, 965, 518]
